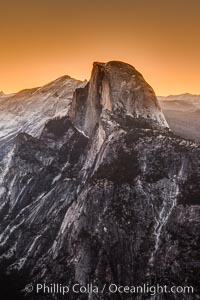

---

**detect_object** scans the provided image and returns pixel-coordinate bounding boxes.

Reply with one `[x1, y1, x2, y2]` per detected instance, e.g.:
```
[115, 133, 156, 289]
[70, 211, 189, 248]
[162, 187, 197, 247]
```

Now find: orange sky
[0, 0, 200, 95]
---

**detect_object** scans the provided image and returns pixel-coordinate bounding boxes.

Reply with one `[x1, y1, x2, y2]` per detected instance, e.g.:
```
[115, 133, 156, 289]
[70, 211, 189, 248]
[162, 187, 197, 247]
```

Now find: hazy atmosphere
[1, 0, 200, 95]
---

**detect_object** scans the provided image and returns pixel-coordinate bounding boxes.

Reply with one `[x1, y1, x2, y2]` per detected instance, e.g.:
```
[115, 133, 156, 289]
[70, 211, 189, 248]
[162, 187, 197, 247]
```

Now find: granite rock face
[70, 61, 169, 137]
[0, 61, 199, 300]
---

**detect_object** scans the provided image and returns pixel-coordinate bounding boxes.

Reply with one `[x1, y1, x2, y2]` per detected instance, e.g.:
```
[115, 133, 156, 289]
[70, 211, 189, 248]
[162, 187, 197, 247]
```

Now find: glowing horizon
[1, 0, 200, 96]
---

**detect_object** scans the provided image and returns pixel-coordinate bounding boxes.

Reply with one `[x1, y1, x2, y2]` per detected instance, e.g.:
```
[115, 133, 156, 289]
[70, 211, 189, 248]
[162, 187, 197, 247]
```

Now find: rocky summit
[0, 61, 199, 300]
[70, 61, 169, 137]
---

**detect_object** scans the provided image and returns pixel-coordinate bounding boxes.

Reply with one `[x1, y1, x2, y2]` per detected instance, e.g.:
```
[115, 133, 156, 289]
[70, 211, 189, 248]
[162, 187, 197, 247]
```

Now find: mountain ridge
[0, 76, 87, 163]
[158, 92, 200, 142]
[158, 93, 200, 101]
[0, 61, 199, 300]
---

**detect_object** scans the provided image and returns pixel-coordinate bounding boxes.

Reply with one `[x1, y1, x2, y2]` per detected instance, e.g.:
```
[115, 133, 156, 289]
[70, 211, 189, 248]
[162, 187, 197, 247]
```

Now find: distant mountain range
[158, 93, 200, 101]
[158, 93, 200, 142]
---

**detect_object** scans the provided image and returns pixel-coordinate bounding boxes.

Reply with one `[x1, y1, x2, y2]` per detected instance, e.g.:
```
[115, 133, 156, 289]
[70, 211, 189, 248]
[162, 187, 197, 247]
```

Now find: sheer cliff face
[0, 61, 199, 300]
[70, 61, 169, 137]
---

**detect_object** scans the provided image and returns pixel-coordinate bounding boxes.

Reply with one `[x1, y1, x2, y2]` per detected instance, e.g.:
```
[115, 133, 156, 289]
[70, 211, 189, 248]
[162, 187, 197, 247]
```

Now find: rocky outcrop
[0, 61, 199, 300]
